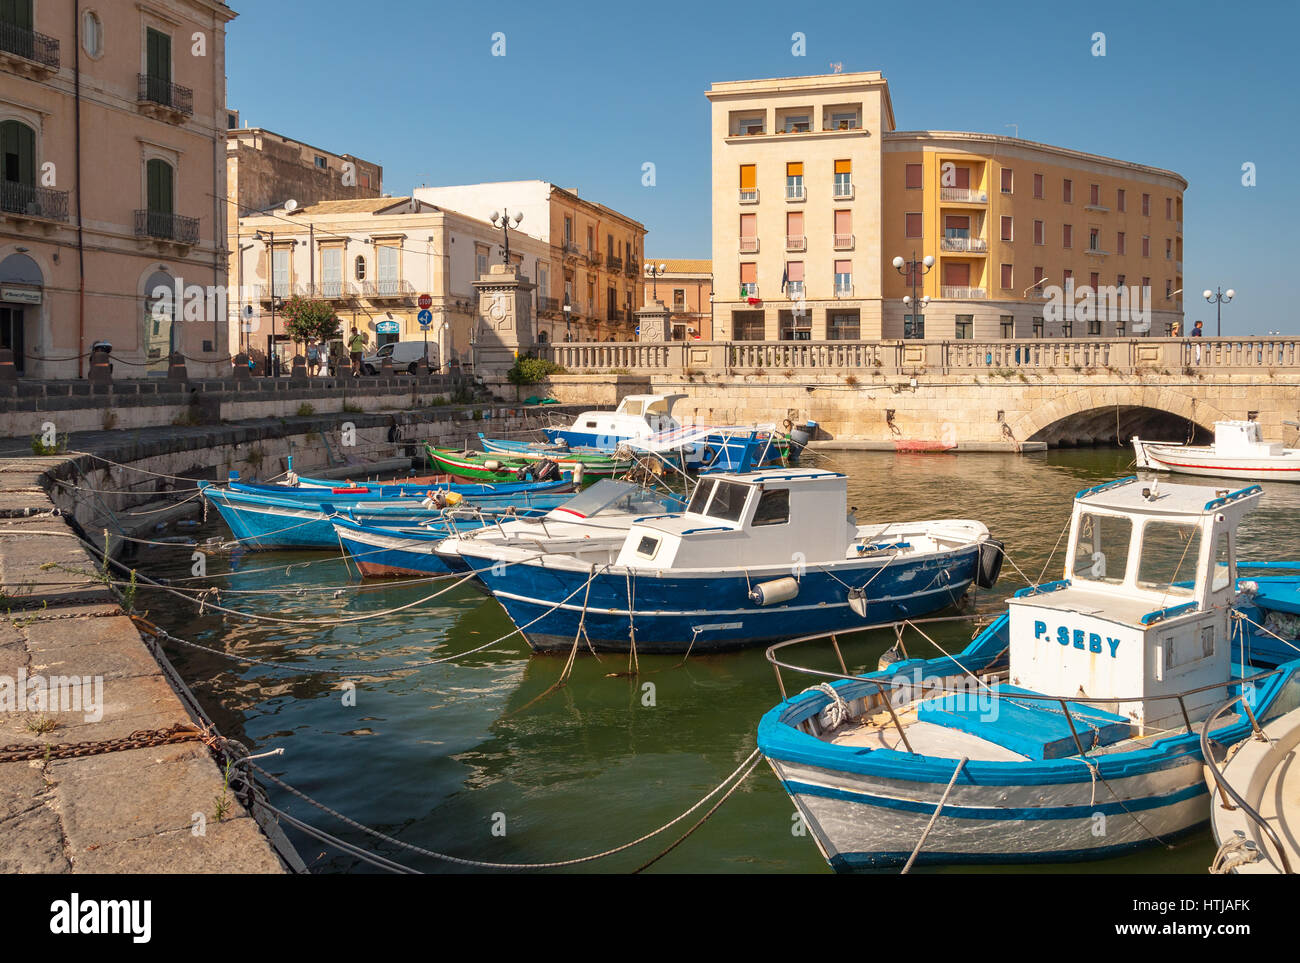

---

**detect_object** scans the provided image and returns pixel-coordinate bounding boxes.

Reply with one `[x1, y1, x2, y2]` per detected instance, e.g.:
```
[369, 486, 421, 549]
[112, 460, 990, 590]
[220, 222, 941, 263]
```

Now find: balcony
[607, 254, 623, 272]
[1176, 260, 1183, 273]
[609, 308, 624, 322]
[1084, 203, 1110, 213]
[134, 209, 199, 246]
[137, 73, 194, 123]
[362, 279, 414, 300]
[562, 241, 579, 261]
[625, 261, 638, 278]
[739, 188, 759, 204]
[832, 182, 854, 200]
[941, 286, 986, 299]
[587, 251, 602, 267]
[786, 281, 805, 300]
[0, 180, 68, 226]
[309, 281, 356, 300]
[785, 235, 805, 252]
[940, 235, 988, 253]
[833, 233, 855, 250]
[1085, 245, 1110, 257]
[740, 283, 760, 299]
[0, 21, 59, 75]
[538, 295, 560, 314]
[939, 187, 988, 204]
[786, 185, 807, 202]
[834, 283, 854, 298]
[671, 301, 689, 313]
[1176, 220, 1183, 234]
[739, 237, 758, 256]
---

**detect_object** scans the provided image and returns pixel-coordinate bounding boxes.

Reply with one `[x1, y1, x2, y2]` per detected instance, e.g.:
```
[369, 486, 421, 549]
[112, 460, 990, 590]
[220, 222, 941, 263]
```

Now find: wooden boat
[1133, 420, 1300, 482]
[425, 444, 628, 485]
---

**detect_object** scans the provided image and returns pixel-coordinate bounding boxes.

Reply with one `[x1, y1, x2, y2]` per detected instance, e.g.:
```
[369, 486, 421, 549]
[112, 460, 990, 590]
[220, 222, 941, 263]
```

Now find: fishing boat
[230, 472, 574, 500]
[542, 393, 688, 449]
[758, 476, 1300, 870]
[330, 509, 543, 577]
[425, 444, 629, 484]
[436, 467, 1000, 654]
[1133, 420, 1300, 481]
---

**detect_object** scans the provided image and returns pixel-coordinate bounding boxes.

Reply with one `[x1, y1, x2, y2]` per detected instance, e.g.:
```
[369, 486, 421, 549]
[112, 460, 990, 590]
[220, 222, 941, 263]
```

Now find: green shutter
[0, 121, 35, 187]
[0, 0, 34, 30]
[146, 28, 171, 83]
[146, 159, 173, 214]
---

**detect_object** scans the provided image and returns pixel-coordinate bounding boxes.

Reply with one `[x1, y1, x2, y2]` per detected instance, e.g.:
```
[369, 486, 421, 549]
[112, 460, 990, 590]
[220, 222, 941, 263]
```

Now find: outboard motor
[532, 458, 559, 482]
[786, 419, 817, 464]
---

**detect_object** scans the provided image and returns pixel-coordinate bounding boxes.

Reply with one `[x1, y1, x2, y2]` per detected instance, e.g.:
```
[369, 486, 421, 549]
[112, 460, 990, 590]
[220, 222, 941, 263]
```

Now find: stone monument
[636, 298, 671, 343]
[472, 262, 536, 372]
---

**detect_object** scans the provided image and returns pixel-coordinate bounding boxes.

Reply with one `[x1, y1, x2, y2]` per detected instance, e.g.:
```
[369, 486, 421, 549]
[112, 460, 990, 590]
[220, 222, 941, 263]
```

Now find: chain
[0, 722, 205, 762]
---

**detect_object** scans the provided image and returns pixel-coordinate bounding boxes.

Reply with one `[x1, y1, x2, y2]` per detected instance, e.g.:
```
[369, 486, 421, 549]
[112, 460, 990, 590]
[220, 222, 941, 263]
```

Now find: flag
[780, 266, 789, 293]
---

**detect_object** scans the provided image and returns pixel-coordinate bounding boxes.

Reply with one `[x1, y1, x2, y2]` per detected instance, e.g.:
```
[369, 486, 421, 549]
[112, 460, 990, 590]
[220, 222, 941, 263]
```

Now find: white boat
[759, 477, 1300, 869]
[1133, 420, 1300, 482]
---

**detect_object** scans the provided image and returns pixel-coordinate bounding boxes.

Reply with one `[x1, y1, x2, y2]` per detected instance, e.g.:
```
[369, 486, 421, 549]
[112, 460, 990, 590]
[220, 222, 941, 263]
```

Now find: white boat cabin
[558, 393, 687, 442]
[1007, 476, 1260, 732]
[1212, 420, 1286, 456]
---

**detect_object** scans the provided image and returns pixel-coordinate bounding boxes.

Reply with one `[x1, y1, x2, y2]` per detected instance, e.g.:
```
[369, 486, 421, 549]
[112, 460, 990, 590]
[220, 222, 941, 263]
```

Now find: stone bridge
[532, 337, 1300, 450]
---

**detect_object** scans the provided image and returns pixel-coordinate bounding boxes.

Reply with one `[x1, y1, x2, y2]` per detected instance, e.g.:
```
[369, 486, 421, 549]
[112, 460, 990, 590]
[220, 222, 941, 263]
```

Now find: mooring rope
[901, 756, 968, 874]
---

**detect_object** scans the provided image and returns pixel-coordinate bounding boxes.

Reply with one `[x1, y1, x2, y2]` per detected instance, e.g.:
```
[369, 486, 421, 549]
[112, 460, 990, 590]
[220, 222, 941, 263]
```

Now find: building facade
[234, 196, 551, 371]
[649, 258, 713, 340]
[413, 180, 646, 342]
[708, 71, 1186, 342]
[1, 0, 235, 378]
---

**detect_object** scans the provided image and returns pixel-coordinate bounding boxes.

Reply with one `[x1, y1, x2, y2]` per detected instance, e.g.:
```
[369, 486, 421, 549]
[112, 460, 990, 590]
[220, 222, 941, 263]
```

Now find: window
[1062, 224, 1072, 248]
[1142, 276, 1151, 295]
[1000, 316, 1014, 338]
[786, 162, 804, 200]
[1000, 263, 1013, 289]
[1089, 183, 1100, 206]
[1090, 271, 1100, 291]
[271, 247, 289, 297]
[1033, 219, 1044, 245]
[1032, 172, 1044, 199]
[1142, 235, 1150, 257]
[227, 112, 238, 130]
[1141, 193, 1151, 216]
[314, 155, 326, 169]
[355, 255, 367, 281]
[1062, 179, 1073, 203]
[905, 163, 923, 189]
[785, 260, 804, 300]
[905, 212, 922, 238]
[834, 260, 852, 295]
[1000, 168, 1013, 193]
[833, 159, 852, 197]
[1117, 189, 1126, 212]
[1089, 228, 1100, 252]
[955, 316, 973, 339]
[563, 216, 573, 245]
[752, 488, 790, 526]
[785, 211, 803, 250]
[687, 479, 715, 514]
[1116, 320, 1126, 336]
[145, 157, 174, 215]
[537, 264, 549, 301]
[1, 120, 36, 187]
[1211, 533, 1232, 592]
[377, 245, 399, 291]
[320, 247, 342, 297]
[1062, 319, 1073, 337]
[1117, 231, 1126, 255]
[903, 314, 925, 339]
[1117, 273, 1126, 289]
[1032, 317, 1044, 337]
[828, 312, 859, 339]
[739, 261, 757, 298]
[1165, 238, 1173, 259]
[1137, 521, 1201, 596]
[833, 209, 852, 248]
[783, 114, 810, 133]
[1073, 513, 1132, 584]
[1034, 265, 1045, 287]
[1000, 215, 1013, 242]
[671, 287, 685, 307]
[829, 111, 858, 130]
[635, 535, 660, 559]
[1165, 279, 1173, 299]
[1166, 197, 1173, 219]
[739, 212, 757, 252]
[83, 10, 104, 57]
[706, 481, 750, 522]
[739, 164, 757, 201]
[475, 246, 488, 278]
[1088, 319, 1101, 336]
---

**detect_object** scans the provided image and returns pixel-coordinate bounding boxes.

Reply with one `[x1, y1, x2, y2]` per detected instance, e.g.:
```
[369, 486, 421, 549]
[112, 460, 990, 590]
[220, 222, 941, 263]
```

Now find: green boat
[425, 444, 629, 485]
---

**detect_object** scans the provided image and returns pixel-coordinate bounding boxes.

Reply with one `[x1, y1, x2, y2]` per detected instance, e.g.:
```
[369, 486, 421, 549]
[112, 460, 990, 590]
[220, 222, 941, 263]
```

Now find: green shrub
[507, 354, 566, 385]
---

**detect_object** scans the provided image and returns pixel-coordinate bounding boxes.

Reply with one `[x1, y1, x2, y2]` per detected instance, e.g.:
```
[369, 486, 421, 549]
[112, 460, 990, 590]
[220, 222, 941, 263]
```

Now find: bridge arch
[1010, 385, 1228, 448]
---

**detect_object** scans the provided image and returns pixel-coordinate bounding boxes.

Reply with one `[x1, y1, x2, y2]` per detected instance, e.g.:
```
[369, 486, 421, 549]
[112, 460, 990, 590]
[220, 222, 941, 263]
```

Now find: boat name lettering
[1033, 620, 1121, 657]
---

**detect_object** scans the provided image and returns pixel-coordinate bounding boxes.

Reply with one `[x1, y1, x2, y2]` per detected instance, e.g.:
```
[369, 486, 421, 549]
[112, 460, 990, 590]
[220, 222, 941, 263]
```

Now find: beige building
[708, 71, 1186, 342]
[648, 258, 713, 340]
[1, 0, 235, 378]
[225, 126, 382, 357]
[414, 180, 647, 342]
[235, 196, 551, 371]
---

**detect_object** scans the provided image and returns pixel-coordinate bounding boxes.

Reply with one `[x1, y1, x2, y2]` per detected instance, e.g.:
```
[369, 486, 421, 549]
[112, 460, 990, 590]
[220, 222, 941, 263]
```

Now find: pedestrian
[1190, 320, 1203, 337]
[306, 340, 320, 377]
[1170, 320, 1181, 337]
[348, 327, 366, 377]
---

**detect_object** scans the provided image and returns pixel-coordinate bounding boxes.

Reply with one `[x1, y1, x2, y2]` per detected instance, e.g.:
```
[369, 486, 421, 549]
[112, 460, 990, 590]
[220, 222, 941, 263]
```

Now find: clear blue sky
[226, 0, 1299, 335]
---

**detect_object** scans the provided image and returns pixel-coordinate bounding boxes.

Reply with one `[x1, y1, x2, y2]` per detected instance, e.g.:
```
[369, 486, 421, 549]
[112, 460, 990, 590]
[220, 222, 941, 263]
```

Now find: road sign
[417, 293, 432, 310]
[417, 309, 433, 328]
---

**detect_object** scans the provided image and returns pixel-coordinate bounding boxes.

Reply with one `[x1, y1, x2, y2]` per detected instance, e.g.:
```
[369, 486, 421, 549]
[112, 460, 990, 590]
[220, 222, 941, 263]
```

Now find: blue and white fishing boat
[758, 477, 1300, 870]
[229, 473, 574, 500]
[436, 468, 999, 654]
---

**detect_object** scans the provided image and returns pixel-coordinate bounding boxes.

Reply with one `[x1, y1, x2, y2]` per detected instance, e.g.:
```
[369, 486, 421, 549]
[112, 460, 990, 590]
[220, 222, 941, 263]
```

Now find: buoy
[877, 640, 904, 670]
[483, 459, 502, 471]
[749, 576, 799, 606]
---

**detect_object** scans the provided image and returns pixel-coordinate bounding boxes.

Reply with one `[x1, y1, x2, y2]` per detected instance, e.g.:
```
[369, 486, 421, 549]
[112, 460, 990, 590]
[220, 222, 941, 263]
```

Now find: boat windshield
[1072, 512, 1132, 585]
[549, 480, 673, 519]
[686, 478, 751, 522]
[1136, 521, 1201, 597]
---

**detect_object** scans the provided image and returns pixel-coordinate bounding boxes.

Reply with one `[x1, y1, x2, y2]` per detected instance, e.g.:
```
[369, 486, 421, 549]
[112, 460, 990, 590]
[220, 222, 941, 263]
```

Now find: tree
[280, 296, 341, 347]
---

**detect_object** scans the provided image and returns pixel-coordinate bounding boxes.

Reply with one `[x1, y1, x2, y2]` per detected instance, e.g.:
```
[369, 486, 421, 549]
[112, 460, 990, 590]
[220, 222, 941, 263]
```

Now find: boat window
[552, 480, 648, 518]
[706, 481, 751, 522]
[635, 535, 660, 559]
[1211, 533, 1232, 592]
[1137, 521, 1201, 596]
[751, 488, 790, 526]
[1071, 512, 1131, 585]
[623, 400, 644, 415]
[687, 479, 715, 515]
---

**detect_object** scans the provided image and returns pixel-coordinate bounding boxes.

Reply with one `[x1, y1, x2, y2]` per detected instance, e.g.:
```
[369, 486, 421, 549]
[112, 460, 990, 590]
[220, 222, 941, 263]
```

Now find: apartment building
[234, 196, 550, 370]
[649, 258, 712, 340]
[0, 0, 235, 378]
[709, 71, 1186, 342]
[226, 126, 382, 356]
[414, 180, 646, 342]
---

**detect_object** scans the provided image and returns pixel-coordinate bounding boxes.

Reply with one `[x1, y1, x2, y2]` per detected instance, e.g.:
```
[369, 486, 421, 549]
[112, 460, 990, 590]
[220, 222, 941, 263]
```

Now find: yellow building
[648, 258, 713, 340]
[708, 71, 1186, 341]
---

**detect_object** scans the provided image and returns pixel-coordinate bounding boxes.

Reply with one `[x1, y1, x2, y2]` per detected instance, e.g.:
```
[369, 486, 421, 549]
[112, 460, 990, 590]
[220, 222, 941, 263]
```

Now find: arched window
[1, 120, 37, 188]
[142, 270, 177, 374]
[355, 255, 367, 281]
[537, 329, 548, 343]
[83, 10, 104, 57]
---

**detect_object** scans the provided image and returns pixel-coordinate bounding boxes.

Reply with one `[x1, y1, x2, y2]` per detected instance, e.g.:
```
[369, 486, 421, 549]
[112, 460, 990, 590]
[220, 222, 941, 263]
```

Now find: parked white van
[360, 340, 439, 375]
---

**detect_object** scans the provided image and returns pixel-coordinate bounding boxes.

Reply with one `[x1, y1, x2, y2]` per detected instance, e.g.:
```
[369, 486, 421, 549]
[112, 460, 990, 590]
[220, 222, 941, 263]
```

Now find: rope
[1210, 833, 1262, 874]
[901, 756, 968, 874]
[809, 682, 850, 729]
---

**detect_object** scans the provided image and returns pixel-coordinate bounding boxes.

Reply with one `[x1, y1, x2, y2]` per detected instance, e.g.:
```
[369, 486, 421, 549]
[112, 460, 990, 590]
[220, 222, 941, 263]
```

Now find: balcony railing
[0, 21, 59, 69]
[740, 283, 759, 299]
[587, 251, 602, 266]
[940, 236, 988, 253]
[607, 254, 623, 272]
[786, 184, 806, 202]
[310, 281, 355, 300]
[834, 283, 854, 298]
[786, 282, 805, 300]
[138, 73, 194, 116]
[1086, 245, 1110, 256]
[134, 209, 199, 245]
[939, 187, 988, 203]
[562, 241, 579, 258]
[739, 188, 759, 204]
[833, 233, 854, 250]
[362, 279, 414, 299]
[785, 235, 805, 252]
[0, 180, 68, 222]
[538, 295, 560, 313]
[832, 182, 854, 200]
[941, 286, 986, 299]
[625, 261, 638, 278]
[671, 301, 688, 313]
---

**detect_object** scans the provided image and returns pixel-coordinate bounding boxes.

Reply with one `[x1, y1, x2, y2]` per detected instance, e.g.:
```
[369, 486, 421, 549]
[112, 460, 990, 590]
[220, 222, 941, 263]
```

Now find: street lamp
[254, 229, 280, 376]
[562, 301, 572, 341]
[489, 209, 524, 266]
[893, 252, 934, 339]
[1203, 286, 1235, 337]
[644, 262, 667, 300]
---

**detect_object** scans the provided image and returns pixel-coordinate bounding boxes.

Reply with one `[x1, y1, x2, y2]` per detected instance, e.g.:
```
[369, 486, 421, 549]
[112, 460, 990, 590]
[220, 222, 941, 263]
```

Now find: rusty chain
[0, 722, 207, 763]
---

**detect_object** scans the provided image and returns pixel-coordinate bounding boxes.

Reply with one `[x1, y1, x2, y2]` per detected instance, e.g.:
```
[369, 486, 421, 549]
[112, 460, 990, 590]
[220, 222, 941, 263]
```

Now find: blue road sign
[417, 309, 433, 328]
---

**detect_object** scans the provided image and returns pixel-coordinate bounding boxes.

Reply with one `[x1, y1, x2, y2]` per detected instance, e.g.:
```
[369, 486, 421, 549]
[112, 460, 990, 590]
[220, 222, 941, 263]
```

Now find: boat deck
[1213, 709, 1300, 873]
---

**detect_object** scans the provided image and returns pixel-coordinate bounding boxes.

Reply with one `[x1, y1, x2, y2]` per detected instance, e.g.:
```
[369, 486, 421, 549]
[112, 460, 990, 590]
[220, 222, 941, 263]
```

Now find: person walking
[1190, 320, 1203, 337]
[347, 327, 366, 377]
[306, 340, 321, 377]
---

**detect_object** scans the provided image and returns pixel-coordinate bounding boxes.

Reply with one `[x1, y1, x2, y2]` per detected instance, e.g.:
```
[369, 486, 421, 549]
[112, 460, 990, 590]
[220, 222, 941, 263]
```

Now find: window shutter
[739, 262, 756, 284]
[786, 162, 803, 177]
[834, 159, 851, 175]
[739, 164, 756, 189]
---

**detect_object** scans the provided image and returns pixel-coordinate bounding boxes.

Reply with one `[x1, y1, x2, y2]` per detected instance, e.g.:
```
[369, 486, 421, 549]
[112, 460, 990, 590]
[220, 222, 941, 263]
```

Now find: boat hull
[1134, 441, 1300, 481]
[462, 547, 979, 654]
[331, 518, 458, 577]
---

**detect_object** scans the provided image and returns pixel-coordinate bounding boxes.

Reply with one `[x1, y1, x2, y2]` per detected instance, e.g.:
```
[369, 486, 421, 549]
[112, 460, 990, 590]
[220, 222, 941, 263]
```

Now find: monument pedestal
[473, 263, 536, 374]
[636, 299, 671, 343]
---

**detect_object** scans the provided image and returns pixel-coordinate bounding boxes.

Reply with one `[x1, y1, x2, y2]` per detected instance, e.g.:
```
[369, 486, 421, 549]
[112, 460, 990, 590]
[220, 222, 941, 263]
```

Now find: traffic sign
[417, 293, 432, 310]
[417, 309, 433, 328]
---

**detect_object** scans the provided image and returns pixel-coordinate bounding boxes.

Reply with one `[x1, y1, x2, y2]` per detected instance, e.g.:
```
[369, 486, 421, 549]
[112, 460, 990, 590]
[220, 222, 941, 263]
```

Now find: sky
[226, 0, 1300, 335]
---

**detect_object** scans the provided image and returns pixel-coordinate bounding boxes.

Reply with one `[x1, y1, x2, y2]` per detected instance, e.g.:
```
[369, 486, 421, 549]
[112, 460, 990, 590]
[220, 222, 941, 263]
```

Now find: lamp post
[562, 301, 572, 341]
[489, 209, 523, 266]
[644, 261, 667, 300]
[255, 229, 279, 376]
[1202, 286, 1235, 337]
[892, 252, 934, 339]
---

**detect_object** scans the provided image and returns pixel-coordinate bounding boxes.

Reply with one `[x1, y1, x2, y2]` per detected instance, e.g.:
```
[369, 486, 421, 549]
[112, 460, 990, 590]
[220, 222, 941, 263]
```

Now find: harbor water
[136, 449, 1300, 873]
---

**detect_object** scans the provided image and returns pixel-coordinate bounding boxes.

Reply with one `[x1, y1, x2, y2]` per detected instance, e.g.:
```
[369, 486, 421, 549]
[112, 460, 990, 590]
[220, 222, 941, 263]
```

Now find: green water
[133, 449, 1300, 873]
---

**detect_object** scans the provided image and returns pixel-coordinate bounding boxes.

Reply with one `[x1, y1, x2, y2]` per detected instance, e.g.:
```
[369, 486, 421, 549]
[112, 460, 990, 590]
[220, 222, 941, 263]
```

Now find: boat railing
[765, 613, 1291, 759]
[1199, 679, 1298, 874]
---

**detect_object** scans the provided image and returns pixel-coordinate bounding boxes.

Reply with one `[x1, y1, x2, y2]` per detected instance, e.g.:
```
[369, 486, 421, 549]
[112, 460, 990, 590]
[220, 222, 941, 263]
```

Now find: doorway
[0, 305, 24, 373]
